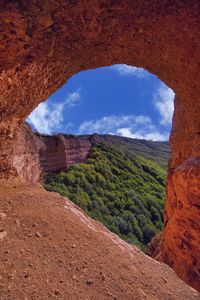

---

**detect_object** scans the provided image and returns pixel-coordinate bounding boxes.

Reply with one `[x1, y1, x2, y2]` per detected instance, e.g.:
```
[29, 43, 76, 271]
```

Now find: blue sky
[27, 64, 174, 141]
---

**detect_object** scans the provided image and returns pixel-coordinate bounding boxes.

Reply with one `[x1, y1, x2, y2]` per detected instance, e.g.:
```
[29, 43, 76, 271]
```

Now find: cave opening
[25, 64, 174, 252]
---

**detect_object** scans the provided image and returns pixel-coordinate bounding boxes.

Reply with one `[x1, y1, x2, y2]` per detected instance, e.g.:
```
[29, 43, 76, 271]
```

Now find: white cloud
[65, 91, 82, 107]
[117, 128, 168, 141]
[79, 114, 168, 141]
[79, 115, 150, 133]
[27, 91, 81, 134]
[112, 64, 148, 78]
[154, 83, 175, 125]
[27, 102, 66, 134]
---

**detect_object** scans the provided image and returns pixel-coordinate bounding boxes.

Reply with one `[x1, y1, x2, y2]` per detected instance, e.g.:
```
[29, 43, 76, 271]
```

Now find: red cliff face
[12, 124, 92, 182]
[39, 134, 92, 172]
[12, 124, 45, 183]
[1, 0, 200, 292]
[163, 159, 200, 291]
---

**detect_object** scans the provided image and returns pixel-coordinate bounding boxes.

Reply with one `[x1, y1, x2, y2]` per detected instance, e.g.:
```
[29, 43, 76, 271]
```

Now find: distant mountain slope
[93, 134, 170, 170]
[44, 138, 169, 250]
[63, 133, 170, 170]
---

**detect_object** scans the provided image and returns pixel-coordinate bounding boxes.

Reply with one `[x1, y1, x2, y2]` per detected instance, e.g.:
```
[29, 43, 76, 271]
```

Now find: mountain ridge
[13, 123, 170, 183]
[36, 129, 170, 170]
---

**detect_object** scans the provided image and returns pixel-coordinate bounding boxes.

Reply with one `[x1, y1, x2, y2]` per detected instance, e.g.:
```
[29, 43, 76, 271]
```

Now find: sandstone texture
[0, 183, 199, 299]
[12, 123, 45, 183]
[39, 133, 91, 173]
[1, 0, 200, 292]
[11, 123, 92, 182]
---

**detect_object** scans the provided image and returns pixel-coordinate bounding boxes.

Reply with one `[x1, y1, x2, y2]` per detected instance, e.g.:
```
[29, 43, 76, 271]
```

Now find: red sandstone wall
[39, 135, 68, 172]
[12, 124, 45, 183]
[12, 124, 92, 182]
[39, 134, 92, 172]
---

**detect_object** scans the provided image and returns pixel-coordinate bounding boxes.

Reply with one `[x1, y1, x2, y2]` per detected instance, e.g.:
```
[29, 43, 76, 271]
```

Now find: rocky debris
[100, 271, 106, 281]
[72, 275, 77, 281]
[0, 212, 6, 220]
[86, 279, 93, 285]
[0, 230, 7, 240]
[107, 292, 116, 299]
[14, 219, 20, 226]
[35, 232, 42, 238]
[54, 290, 60, 296]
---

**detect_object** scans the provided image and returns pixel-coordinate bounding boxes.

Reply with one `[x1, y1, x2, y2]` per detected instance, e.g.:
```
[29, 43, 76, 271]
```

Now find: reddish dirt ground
[0, 182, 199, 300]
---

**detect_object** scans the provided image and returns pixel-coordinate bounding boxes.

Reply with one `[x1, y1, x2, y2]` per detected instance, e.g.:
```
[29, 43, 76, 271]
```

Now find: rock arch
[1, 0, 200, 291]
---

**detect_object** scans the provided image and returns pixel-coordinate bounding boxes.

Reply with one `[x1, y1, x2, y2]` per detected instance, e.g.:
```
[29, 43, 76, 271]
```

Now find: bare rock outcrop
[11, 124, 92, 182]
[12, 123, 45, 183]
[39, 134, 91, 172]
[163, 158, 200, 291]
[1, 0, 200, 292]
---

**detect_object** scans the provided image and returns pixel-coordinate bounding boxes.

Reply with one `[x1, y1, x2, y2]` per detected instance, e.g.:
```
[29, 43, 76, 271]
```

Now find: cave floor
[0, 182, 199, 300]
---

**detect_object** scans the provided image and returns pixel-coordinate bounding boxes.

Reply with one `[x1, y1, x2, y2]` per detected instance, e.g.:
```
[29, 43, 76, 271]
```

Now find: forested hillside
[82, 134, 170, 170]
[44, 138, 169, 251]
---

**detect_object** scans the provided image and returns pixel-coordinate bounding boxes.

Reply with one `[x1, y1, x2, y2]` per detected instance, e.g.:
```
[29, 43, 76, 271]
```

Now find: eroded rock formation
[39, 133, 91, 172]
[12, 124, 45, 182]
[11, 123, 92, 182]
[1, 0, 200, 292]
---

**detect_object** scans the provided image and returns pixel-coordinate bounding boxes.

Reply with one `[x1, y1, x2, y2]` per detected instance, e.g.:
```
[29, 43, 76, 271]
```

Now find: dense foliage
[44, 142, 167, 251]
[97, 135, 170, 170]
